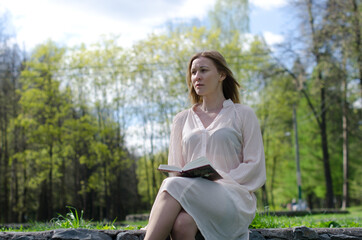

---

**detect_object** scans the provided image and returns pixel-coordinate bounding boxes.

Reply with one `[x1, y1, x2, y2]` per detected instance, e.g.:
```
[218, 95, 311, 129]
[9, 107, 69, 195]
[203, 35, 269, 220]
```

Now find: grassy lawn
[1, 206, 361, 232]
[250, 206, 362, 229]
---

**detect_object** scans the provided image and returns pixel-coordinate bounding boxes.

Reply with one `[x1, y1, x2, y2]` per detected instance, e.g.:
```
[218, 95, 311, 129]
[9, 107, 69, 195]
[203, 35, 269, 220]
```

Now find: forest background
[0, 0, 361, 223]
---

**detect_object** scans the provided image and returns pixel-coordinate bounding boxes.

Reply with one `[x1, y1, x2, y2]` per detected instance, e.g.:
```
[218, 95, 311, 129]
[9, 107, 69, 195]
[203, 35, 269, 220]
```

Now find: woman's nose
[195, 71, 201, 80]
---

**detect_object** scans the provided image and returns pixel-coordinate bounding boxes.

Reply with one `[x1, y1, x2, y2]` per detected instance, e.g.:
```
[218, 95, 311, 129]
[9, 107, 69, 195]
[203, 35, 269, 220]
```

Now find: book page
[183, 157, 210, 171]
[158, 164, 182, 172]
[157, 157, 222, 180]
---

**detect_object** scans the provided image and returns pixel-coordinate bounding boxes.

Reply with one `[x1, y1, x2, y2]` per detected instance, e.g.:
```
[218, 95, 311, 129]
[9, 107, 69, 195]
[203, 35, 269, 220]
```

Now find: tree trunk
[1, 109, 10, 222]
[149, 121, 157, 202]
[37, 180, 49, 221]
[320, 85, 334, 208]
[351, 0, 362, 104]
[11, 156, 19, 222]
[342, 72, 349, 209]
[21, 154, 28, 222]
[307, 0, 334, 208]
[142, 115, 151, 208]
[270, 156, 277, 210]
[48, 145, 54, 220]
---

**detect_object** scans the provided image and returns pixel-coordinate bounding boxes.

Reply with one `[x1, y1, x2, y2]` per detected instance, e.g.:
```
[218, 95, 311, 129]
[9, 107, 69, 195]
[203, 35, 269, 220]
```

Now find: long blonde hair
[186, 50, 240, 104]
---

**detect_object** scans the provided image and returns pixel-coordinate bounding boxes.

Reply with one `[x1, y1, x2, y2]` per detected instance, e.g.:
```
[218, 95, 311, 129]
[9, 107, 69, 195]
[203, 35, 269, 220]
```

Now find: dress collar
[191, 99, 233, 111]
[223, 99, 233, 107]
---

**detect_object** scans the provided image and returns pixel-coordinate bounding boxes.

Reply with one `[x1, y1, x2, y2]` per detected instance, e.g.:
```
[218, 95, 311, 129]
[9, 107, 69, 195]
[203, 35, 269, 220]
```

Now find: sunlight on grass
[1, 206, 361, 232]
[250, 206, 362, 229]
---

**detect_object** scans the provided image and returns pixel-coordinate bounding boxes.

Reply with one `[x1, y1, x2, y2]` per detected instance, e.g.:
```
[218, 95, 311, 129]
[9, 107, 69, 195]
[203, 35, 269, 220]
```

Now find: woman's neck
[200, 95, 226, 113]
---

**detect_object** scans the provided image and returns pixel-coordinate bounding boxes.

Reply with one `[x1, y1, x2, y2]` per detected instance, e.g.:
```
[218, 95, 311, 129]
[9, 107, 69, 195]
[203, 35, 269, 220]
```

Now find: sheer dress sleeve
[220, 105, 266, 192]
[167, 110, 188, 168]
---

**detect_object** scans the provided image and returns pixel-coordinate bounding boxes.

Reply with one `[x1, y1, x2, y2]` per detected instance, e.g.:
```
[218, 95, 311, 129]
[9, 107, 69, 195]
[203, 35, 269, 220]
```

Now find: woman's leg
[144, 191, 182, 240]
[171, 210, 198, 240]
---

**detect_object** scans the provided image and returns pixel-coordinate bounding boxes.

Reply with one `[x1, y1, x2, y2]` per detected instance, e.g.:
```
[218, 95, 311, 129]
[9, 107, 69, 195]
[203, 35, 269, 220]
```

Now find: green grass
[1, 206, 361, 232]
[120, 220, 148, 230]
[250, 206, 362, 229]
[0, 206, 125, 232]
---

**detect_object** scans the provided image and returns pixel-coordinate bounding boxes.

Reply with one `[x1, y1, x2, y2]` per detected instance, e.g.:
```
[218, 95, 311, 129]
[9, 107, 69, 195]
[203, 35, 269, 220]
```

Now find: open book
[158, 157, 222, 181]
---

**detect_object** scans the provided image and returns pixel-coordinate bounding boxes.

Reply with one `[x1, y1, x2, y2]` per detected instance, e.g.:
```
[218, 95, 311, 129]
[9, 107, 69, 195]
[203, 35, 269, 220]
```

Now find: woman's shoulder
[173, 109, 190, 124]
[233, 103, 256, 114]
[233, 103, 260, 124]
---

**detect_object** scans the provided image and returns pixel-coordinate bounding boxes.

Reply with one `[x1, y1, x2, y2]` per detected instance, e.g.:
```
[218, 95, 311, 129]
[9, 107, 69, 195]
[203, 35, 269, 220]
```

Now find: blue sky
[0, 0, 292, 51]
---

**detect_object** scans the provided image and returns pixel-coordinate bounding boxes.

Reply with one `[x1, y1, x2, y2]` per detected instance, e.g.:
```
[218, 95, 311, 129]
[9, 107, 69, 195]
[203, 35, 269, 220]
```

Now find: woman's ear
[219, 72, 226, 82]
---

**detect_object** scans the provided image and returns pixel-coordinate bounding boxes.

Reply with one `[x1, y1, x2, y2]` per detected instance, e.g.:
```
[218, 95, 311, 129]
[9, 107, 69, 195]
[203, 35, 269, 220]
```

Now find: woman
[144, 50, 266, 240]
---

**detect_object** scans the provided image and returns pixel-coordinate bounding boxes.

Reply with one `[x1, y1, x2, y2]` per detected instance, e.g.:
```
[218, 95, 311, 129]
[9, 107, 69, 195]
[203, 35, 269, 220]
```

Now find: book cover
[158, 157, 222, 181]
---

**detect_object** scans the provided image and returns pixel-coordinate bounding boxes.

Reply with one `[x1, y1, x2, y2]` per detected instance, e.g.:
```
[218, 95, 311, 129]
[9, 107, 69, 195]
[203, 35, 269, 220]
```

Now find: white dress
[157, 99, 266, 240]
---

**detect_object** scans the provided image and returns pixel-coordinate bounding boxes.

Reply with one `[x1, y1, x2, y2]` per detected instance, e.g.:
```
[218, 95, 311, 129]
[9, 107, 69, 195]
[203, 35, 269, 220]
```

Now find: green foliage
[136, 153, 168, 206]
[1, 37, 141, 222]
[52, 206, 90, 229]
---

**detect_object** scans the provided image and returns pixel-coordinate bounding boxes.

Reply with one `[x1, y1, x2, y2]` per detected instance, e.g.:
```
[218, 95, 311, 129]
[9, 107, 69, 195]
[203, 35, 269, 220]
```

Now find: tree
[272, 0, 362, 209]
[0, 12, 23, 222]
[275, 0, 336, 208]
[17, 40, 68, 220]
[208, 0, 249, 41]
[320, 0, 362, 208]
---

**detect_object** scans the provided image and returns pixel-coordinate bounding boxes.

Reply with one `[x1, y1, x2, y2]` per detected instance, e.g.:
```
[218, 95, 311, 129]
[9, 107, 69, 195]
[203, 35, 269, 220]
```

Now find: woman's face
[190, 57, 225, 98]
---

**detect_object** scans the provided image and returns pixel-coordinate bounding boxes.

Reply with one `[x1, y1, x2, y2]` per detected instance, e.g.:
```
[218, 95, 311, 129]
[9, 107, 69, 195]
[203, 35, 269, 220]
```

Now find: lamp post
[293, 103, 303, 209]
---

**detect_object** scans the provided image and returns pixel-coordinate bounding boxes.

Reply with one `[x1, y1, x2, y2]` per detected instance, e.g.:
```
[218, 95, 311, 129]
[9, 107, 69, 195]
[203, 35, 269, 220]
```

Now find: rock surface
[0, 227, 361, 239]
[52, 229, 112, 240]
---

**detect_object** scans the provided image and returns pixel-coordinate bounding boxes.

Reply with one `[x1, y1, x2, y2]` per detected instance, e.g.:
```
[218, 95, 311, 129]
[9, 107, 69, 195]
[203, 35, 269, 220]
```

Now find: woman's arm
[221, 106, 266, 191]
[168, 110, 188, 168]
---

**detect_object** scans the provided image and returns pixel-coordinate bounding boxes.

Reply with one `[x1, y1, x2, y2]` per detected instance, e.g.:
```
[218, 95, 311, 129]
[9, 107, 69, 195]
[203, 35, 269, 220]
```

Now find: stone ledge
[260, 210, 350, 217]
[0, 227, 361, 240]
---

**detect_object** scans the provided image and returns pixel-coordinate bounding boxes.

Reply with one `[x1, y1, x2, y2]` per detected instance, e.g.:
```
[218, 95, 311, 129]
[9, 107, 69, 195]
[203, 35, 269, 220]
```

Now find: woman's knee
[171, 211, 197, 239]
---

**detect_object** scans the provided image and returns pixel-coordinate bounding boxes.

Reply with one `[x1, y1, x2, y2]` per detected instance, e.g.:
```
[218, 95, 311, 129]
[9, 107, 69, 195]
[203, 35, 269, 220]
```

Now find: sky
[0, 0, 293, 52]
[0, 0, 295, 153]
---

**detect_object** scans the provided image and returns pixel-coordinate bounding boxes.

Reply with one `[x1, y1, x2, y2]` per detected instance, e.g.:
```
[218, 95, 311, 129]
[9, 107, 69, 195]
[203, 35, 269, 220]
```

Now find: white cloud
[176, 0, 216, 19]
[250, 0, 287, 10]
[0, 0, 216, 51]
[262, 31, 284, 46]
